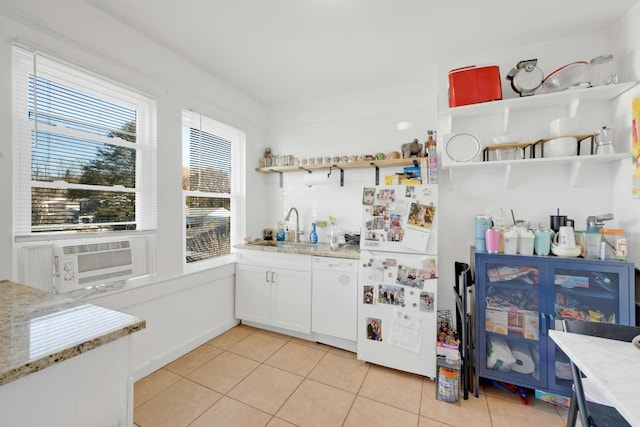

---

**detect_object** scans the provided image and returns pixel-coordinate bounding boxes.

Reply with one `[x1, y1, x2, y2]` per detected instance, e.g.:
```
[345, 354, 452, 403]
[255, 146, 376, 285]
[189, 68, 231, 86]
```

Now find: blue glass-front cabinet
[474, 252, 635, 396]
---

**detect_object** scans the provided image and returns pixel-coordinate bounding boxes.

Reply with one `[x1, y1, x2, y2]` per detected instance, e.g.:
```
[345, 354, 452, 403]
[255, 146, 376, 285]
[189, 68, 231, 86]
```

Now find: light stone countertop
[0, 280, 145, 386]
[549, 329, 640, 426]
[235, 241, 360, 259]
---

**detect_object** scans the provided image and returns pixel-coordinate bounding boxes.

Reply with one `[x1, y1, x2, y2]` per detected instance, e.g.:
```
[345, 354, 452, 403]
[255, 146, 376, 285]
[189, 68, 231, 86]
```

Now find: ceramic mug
[554, 226, 576, 248]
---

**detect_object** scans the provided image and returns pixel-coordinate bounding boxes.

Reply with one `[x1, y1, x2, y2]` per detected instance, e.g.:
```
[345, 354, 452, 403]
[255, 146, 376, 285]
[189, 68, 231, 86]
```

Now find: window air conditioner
[54, 240, 134, 293]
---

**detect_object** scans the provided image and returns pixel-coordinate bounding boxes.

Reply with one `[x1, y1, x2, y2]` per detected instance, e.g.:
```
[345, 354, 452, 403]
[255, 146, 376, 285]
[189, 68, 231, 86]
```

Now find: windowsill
[82, 256, 237, 309]
[13, 229, 157, 244]
[183, 253, 237, 275]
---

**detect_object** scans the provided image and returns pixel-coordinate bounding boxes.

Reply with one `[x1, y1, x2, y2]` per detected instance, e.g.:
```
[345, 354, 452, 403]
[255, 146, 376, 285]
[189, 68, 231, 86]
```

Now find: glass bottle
[426, 130, 437, 157]
[263, 147, 272, 167]
[309, 222, 318, 244]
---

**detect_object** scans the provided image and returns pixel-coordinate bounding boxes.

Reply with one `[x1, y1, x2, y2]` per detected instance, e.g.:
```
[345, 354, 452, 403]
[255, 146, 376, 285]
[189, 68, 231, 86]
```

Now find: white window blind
[12, 45, 157, 235]
[182, 110, 245, 264]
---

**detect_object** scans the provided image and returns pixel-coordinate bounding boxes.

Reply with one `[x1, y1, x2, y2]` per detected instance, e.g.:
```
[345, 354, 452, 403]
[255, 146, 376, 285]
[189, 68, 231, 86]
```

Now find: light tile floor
[134, 324, 571, 427]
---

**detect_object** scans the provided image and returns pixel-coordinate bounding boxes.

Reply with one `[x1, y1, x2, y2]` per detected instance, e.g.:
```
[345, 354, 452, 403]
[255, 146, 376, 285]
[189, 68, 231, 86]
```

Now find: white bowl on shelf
[544, 137, 578, 158]
[551, 244, 581, 257]
[492, 134, 521, 145]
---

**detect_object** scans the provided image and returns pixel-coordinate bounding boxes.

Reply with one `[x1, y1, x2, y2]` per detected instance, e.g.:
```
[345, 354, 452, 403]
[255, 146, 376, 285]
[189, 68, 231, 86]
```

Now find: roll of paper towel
[510, 341, 535, 374]
[303, 173, 330, 186]
[487, 336, 515, 372]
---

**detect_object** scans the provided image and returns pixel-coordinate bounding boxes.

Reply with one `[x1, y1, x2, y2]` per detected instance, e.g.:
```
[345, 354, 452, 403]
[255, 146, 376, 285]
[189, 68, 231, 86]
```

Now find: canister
[485, 228, 501, 254]
[503, 228, 518, 255]
[583, 230, 602, 259]
[474, 215, 492, 252]
[599, 229, 627, 260]
[518, 230, 535, 256]
[534, 228, 551, 256]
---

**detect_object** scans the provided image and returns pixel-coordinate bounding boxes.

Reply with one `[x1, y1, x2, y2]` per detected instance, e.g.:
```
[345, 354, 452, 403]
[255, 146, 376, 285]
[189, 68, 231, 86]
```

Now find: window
[182, 110, 245, 265]
[12, 45, 157, 235]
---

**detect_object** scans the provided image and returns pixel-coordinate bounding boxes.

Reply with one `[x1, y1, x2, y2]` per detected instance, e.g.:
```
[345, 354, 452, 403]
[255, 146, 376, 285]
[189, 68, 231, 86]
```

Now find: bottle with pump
[309, 222, 318, 244]
[276, 222, 285, 241]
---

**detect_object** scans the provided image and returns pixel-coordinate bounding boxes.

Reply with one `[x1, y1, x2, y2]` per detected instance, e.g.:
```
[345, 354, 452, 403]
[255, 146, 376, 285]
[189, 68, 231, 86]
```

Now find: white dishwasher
[312, 256, 358, 349]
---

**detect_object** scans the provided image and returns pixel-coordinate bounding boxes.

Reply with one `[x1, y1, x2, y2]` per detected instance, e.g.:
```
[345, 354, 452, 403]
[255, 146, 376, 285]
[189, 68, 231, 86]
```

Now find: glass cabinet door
[547, 260, 631, 393]
[477, 257, 547, 389]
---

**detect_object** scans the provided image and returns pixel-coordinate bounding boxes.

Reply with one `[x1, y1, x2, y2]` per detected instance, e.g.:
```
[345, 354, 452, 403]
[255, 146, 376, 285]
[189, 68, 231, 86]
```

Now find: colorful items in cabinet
[554, 274, 589, 288]
[486, 286, 539, 311]
[486, 335, 516, 372]
[485, 309, 508, 335]
[486, 265, 538, 283]
[506, 309, 539, 339]
[523, 312, 539, 340]
[534, 390, 571, 409]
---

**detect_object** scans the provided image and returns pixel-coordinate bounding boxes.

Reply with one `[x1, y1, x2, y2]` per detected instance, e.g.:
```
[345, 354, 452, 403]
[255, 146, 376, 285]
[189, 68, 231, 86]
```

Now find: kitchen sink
[249, 241, 319, 251]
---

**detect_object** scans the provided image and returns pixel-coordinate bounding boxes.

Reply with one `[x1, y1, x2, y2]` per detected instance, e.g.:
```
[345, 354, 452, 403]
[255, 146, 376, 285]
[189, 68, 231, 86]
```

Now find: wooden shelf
[256, 157, 423, 187]
[255, 157, 419, 173]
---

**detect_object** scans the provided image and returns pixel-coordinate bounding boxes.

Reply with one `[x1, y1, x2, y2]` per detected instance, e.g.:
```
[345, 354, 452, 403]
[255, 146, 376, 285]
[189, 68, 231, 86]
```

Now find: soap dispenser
[309, 222, 318, 244]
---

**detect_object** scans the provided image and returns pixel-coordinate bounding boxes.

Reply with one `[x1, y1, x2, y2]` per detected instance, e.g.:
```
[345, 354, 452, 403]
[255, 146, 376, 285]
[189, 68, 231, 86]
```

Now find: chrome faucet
[284, 207, 301, 243]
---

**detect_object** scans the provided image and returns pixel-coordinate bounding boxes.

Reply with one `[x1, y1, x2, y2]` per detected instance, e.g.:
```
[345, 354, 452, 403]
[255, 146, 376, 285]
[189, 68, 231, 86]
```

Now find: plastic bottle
[309, 222, 318, 244]
[330, 231, 339, 250]
[275, 222, 285, 241]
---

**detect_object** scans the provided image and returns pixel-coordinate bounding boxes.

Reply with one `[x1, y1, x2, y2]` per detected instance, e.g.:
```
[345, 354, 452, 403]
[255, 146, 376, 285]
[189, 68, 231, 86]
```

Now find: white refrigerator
[358, 184, 438, 378]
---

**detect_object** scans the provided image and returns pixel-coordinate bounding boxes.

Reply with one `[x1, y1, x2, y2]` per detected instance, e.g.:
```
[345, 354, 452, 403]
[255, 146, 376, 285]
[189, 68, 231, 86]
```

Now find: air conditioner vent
[62, 240, 130, 255]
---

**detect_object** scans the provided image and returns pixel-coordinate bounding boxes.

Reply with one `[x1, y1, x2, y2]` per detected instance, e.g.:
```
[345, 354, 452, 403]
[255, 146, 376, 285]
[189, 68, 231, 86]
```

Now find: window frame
[182, 110, 246, 272]
[11, 45, 157, 240]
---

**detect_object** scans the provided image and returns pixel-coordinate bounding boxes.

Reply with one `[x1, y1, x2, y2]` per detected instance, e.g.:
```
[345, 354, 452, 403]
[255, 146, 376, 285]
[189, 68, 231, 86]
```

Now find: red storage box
[448, 65, 502, 107]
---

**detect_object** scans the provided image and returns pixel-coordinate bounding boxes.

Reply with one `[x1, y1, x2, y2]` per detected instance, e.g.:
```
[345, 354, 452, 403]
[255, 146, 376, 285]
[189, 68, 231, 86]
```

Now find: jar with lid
[262, 147, 272, 167]
[599, 228, 627, 260]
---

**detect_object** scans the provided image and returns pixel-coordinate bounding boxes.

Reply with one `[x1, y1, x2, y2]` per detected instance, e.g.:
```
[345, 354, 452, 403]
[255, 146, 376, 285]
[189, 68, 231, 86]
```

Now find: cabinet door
[475, 254, 547, 389]
[235, 264, 271, 325]
[546, 259, 633, 394]
[270, 268, 312, 334]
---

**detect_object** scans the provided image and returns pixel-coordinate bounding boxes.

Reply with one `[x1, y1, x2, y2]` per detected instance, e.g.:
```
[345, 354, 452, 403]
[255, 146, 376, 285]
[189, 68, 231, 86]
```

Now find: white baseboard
[132, 319, 240, 381]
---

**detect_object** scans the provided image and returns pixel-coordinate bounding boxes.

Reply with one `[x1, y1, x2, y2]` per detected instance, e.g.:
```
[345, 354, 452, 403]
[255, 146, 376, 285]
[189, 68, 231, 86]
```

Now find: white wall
[263, 27, 640, 316]
[611, 1, 640, 267]
[0, 4, 266, 377]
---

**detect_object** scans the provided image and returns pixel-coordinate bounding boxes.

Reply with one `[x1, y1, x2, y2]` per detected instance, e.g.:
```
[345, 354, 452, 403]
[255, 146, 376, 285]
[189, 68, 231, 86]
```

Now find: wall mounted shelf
[444, 81, 637, 118]
[256, 158, 421, 187]
[443, 153, 629, 189]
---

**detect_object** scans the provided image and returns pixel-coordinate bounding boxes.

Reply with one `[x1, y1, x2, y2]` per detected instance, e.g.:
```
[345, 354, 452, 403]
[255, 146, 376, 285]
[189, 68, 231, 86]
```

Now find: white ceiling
[10, 0, 640, 106]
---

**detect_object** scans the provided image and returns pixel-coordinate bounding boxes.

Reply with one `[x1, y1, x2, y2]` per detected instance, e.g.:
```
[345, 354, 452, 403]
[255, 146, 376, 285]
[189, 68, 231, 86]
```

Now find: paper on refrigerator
[388, 310, 422, 353]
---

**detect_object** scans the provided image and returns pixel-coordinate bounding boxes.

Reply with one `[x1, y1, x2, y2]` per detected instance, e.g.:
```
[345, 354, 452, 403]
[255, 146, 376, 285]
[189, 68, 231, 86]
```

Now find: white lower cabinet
[235, 251, 312, 334]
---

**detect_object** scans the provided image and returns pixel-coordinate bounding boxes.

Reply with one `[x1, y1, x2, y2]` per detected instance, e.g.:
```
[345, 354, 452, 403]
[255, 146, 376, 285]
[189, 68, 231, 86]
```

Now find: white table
[549, 329, 640, 426]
